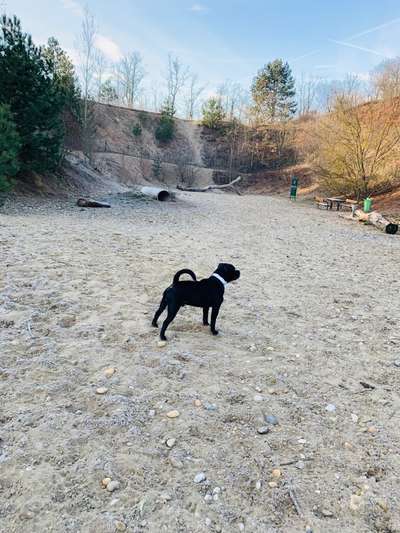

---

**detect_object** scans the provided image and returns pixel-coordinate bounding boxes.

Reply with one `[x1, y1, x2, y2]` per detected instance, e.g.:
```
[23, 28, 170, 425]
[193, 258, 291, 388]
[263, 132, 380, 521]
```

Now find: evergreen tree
[0, 103, 21, 191]
[201, 97, 226, 129]
[155, 100, 175, 142]
[0, 16, 66, 173]
[251, 59, 296, 123]
[43, 37, 80, 115]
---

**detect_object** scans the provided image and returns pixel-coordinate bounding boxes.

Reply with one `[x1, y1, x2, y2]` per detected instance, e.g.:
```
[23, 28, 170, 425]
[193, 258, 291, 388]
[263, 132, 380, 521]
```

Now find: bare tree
[217, 80, 247, 120]
[165, 54, 189, 113]
[94, 50, 107, 99]
[76, 6, 97, 124]
[372, 57, 400, 100]
[297, 74, 318, 116]
[185, 73, 206, 120]
[115, 52, 145, 107]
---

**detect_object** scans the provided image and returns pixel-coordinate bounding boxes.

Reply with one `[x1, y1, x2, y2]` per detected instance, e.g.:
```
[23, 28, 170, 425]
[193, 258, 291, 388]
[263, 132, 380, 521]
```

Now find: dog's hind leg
[152, 296, 167, 328]
[202, 307, 209, 326]
[160, 303, 180, 341]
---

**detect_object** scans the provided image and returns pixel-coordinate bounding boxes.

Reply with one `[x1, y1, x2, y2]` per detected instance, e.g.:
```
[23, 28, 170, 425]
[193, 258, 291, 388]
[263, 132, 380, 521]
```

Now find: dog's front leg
[210, 305, 221, 336]
[202, 307, 209, 326]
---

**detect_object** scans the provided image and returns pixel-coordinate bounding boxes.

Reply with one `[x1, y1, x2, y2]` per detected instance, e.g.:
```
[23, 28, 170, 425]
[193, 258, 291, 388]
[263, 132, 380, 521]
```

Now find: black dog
[152, 263, 240, 340]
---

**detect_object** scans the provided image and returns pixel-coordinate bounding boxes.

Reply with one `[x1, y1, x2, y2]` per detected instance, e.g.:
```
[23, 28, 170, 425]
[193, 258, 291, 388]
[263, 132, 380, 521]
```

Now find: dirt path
[1, 193, 399, 533]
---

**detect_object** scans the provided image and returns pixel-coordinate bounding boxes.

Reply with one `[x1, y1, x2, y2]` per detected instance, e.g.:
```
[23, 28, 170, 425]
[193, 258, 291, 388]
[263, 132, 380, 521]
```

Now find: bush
[152, 155, 162, 179]
[201, 98, 225, 129]
[155, 101, 175, 143]
[0, 104, 21, 192]
[132, 123, 142, 137]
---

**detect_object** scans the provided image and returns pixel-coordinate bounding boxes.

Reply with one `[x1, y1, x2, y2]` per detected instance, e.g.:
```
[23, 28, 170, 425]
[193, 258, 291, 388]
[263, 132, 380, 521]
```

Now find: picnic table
[326, 197, 345, 211]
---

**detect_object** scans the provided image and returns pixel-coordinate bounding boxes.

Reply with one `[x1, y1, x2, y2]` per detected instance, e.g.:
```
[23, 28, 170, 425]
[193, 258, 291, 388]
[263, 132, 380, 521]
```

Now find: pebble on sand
[166, 438, 176, 448]
[350, 494, 363, 511]
[115, 521, 127, 531]
[96, 387, 108, 395]
[194, 472, 206, 483]
[104, 367, 116, 377]
[166, 410, 180, 418]
[271, 469, 282, 479]
[101, 477, 111, 488]
[325, 404, 336, 412]
[367, 426, 378, 434]
[158, 340, 167, 348]
[106, 480, 120, 492]
[194, 399, 202, 407]
[264, 415, 279, 425]
[268, 481, 278, 488]
[257, 426, 270, 435]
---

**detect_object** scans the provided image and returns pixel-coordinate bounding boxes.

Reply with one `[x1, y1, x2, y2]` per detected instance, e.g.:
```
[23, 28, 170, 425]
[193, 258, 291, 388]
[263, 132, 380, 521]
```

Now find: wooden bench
[314, 196, 328, 209]
[340, 199, 359, 213]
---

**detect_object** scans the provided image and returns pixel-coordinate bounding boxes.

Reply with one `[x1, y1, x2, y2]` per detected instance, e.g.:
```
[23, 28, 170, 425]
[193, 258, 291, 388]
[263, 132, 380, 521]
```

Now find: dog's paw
[211, 329, 219, 336]
[203, 322, 210, 326]
[151, 321, 158, 328]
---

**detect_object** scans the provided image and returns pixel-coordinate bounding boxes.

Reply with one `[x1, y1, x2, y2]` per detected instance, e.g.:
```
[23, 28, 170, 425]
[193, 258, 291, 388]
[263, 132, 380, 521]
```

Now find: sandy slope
[1, 192, 400, 533]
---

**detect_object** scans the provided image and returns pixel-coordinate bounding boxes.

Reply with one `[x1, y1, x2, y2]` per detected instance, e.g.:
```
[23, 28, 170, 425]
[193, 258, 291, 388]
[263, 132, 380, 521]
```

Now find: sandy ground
[1, 192, 400, 533]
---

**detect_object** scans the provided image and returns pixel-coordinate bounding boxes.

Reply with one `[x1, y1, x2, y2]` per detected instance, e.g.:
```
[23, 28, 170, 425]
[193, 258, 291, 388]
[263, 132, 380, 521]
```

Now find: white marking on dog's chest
[212, 273, 228, 287]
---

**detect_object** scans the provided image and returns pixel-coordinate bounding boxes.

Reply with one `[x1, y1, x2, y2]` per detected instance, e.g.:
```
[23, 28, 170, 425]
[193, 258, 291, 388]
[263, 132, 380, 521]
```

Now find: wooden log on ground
[141, 187, 170, 201]
[177, 175, 242, 195]
[354, 209, 398, 235]
[77, 198, 111, 208]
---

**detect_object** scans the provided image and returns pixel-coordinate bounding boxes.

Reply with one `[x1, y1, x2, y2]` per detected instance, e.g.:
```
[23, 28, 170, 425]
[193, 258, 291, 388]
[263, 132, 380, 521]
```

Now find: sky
[5, 0, 400, 92]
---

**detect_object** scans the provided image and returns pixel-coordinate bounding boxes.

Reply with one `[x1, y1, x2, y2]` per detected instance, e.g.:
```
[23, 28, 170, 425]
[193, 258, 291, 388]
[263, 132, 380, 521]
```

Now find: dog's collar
[212, 273, 228, 287]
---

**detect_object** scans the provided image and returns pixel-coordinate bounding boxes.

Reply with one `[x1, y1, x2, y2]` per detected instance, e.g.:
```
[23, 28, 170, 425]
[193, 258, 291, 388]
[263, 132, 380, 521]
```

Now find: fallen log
[140, 187, 170, 201]
[177, 175, 242, 195]
[77, 198, 111, 208]
[354, 209, 398, 235]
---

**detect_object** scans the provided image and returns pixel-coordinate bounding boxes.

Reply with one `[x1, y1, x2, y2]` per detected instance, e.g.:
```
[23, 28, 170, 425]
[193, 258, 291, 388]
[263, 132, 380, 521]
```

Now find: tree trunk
[177, 175, 242, 195]
[77, 198, 111, 208]
[354, 209, 398, 234]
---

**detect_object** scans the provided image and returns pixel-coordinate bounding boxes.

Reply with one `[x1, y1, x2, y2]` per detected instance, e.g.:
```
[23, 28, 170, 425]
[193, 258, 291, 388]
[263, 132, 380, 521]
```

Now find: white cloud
[61, 0, 84, 17]
[190, 3, 208, 13]
[95, 34, 123, 62]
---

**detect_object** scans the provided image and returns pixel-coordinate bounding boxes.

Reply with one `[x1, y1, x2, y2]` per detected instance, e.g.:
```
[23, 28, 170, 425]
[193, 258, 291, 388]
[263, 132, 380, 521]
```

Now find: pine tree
[251, 59, 296, 123]
[0, 16, 66, 173]
[201, 97, 226, 129]
[0, 103, 21, 191]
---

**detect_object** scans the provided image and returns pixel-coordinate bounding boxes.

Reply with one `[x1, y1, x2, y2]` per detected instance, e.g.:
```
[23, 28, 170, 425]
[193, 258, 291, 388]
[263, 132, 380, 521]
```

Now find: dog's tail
[173, 269, 197, 285]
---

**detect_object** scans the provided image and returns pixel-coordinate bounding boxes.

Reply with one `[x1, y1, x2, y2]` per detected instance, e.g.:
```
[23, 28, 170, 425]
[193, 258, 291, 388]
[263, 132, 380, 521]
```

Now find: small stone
[248, 344, 257, 352]
[169, 456, 184, 469]
[393, 360, 400, 368]
[253, 394, 264, 402]
[204, 494, 213, 503]
[149, 409, 156, 417]
[296, 461, 305, 470]
[351, 413, 359, 423]
[321, 509, 334, 517]
[257, 426, 270, 435]
[194, 399, 202, 407]
[194, 472, 206, 483]
[268, 481, 278, 488]
[166, 410, 180, 418]
[377, 499, 388, 512]
[298, 438, 307, 444]
[265, 415, 279, 425]
[213, 493, 219, 501]
[205, 518, 212, 527]
[238, 524, 245, 531]
[101, 477, 111, 488]
[305, 526, 313, 533]
[115, 521, 127, 531]
[255, 480, 262, 490]
[166, 438, 176, 448]
[104, 367, 116, 377]
[326, 404, 336, 412]
[350, 494, 363, 511]
[204, 403, 217, 411]
[106, 480, 120, 492]
[96, 387, 108, 395]
[367, 426, 378, 434]
[267, 346, 274, 351]
[272, 469, 282, 479]
[157, 340, 167, 348]
[344, 441, 353, 450]
[213, 487, 221, 495]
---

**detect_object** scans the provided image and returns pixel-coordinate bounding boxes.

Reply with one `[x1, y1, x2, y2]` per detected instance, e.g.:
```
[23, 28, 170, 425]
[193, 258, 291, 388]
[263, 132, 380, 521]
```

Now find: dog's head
[215, 263, 240, 283]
